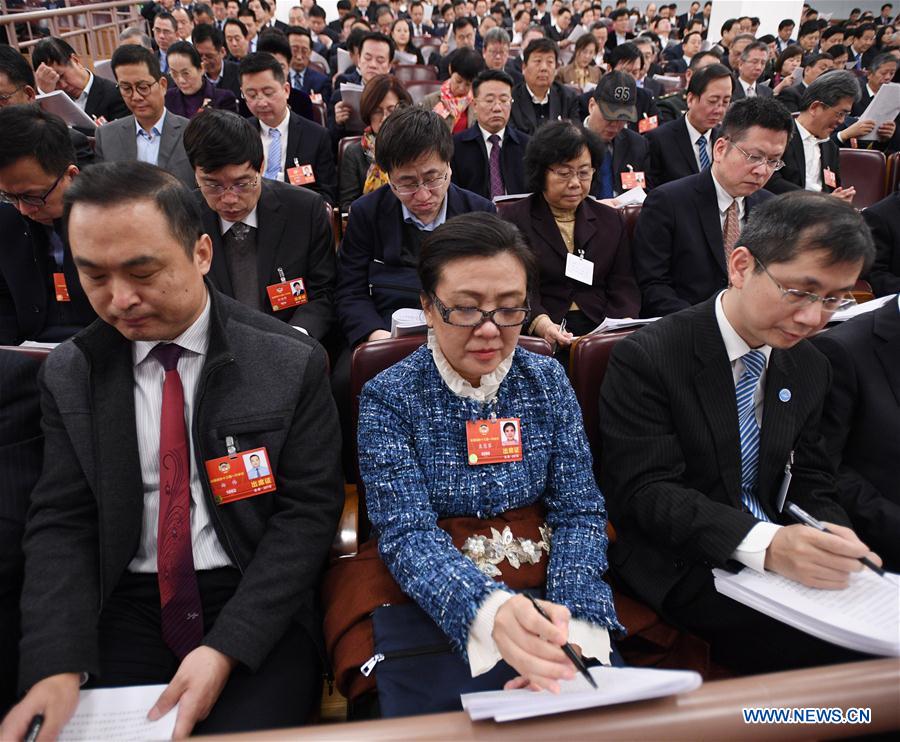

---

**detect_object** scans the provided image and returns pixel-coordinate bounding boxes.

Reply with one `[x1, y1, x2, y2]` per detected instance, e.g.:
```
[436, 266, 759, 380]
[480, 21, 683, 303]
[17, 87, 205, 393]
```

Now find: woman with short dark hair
[420, 47, 485, 132]
[390, 18, 425, 64]
[556, 34, 602, 87]
[770, 45, 803, 94]
[500, 121, 640, 348]
[164, 41, 238, 118]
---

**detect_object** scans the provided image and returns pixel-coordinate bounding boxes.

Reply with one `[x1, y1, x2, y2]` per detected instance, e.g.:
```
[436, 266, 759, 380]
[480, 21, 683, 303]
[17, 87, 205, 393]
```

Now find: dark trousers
[94, 570, 322, 734]
[663, 572, 868, 675]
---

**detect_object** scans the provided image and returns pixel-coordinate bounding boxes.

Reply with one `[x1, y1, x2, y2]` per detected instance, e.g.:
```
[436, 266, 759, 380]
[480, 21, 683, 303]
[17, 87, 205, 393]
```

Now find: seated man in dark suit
[601, 192, 882, 675]
[427, 18, 478, 80]
[584, 71, 650, 200]
[336, 106, 496, 349]
[605, 8, 635, 52]
[192, 22, 242, 97]
[862, 191, 900, 296]
[633, 97, 790, 317]
[645, 63, 733, 189]
[286, 27, 333, 103]
[240, 53, 337, 205]
[774, 52, 833, 113]
[0, 46, 96, 169]
[329, 32, 394, 143]
[509, 38, 580, 135]
[765, 70, 857, 203]
[591, 42, 660, 133]
[451, 69, 529, 201]
[0, 162, 342, 740]
[31, 37, 129, 122]
[184, 110, 336, 343]
[0, 106, 96, 345]
[0, 350, 43, 717]
[730, 41, 774, 100]
[96, 45, 196, 189]
[812, 298, 900, 573]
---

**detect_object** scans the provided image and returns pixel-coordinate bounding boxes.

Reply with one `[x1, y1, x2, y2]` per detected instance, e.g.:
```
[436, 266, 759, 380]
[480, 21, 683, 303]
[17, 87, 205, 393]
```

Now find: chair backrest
[838, 148, 887, 209]
[0, 345, 53, 363]
[621, 204, 642, 242]
[494, 194, 532, 216]
[350, 335, 553, 541]
[393, 63, 439, 82]
[568, 330, 636, 478]
[93, 59, 115, 82]
[888, 151, 900, 193]
[405, 79, 443, 104]
[337, 135, 363, 170]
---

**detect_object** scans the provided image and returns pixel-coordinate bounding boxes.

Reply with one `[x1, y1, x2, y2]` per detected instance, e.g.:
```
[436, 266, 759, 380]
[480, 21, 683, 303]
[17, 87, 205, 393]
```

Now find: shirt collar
[427, 329, 515, 402]
[133, 289, 211, 367]
[134, 109, 167, 138]
[80, 71, 94, 100]
[219, 204, 259, 234]
[710, 170, 744, 215]
[714, 290, 773, 368]
[685, 116, 710, 145]
[479, 124, 506, 144]
[525, 82, 550, 105]
[401, 195, 448, 231]
[866, 84, 877, 98]
[795, 119, 829, 145]
[740, 77, 755, 94]
[262, 108, 291, 137]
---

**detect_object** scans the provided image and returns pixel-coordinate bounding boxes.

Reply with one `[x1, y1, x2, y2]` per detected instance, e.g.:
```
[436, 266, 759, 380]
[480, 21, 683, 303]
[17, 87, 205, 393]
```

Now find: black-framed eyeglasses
[0, 170, 67, 208]
[431, 294, 530, 327]
[117, 80, 160, 98]
[752, 254, 856, 314]
[390, 171, 449, 196]
[728, 140, 786, 171]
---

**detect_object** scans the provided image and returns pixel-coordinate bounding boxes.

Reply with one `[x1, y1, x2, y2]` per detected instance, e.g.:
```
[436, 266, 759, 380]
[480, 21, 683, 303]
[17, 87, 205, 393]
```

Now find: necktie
[597, 148, 614, 199]
[723, 199, 740, 256]
[153, 343, 204, 659]
[746, 84, 756, 97]
[223, 223, 261, 310]
[292, 71, 304, 91]
[697, 134, 710, 170]
[487, 134, 505, 199]
[735, 349, 770, 522]
[264, 127, 282, 180]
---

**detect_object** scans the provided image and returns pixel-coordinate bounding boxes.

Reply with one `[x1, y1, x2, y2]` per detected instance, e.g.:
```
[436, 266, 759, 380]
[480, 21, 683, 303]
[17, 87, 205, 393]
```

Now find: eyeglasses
[548, 166, 596, 182]
[390, 171, 449, 195]
[431, 294, 530, 327]
[0, 170, 66, 208]
[117, 80, 160, 97]
[728, 141, 786, 171]
[753, 255, 856, 313]
[198, 177, 259, 196]
[0, 85, 23, 104]
[476, 95, 513, 107]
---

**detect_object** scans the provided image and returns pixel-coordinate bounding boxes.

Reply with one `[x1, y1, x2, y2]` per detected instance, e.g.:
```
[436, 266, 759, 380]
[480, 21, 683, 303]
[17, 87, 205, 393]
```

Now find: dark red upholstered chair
[621, 204, 642, 242]
[839, 149, 886, 209]
[404, 79, 443, 104]
[393, 64, 439, 82]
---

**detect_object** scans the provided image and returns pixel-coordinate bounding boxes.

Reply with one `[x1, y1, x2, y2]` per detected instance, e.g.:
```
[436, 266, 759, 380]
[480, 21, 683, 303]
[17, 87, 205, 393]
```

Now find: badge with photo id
[205, 440, 276, 505]
[620, 166, 646, 190]
[823, 167, 837, 189]
[466, 418, 523, 465]
[287, 158, 316, 186]
[266, 268, 308, 311]
[53, 272, 70, 302]
[638, 115, 658, 133]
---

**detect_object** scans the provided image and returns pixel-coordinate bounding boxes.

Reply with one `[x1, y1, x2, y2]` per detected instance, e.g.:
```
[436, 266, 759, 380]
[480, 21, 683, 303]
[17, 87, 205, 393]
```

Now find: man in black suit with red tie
[813, 298, 900, 573]
[600, 192, 882, 675]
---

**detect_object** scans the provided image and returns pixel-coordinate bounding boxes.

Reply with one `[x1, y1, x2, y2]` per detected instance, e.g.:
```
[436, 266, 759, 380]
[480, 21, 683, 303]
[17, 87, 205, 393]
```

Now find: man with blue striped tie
[600, 191, 884, 674]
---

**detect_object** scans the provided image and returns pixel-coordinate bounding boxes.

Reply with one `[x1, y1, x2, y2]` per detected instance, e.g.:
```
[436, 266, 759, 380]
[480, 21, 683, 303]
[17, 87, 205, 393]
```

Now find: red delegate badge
[823, 167, 837, 189]
[466, 418, 523, 465]
[287, 163, 316, 186]
[638, 115, 658, 133]
[620, 169, 646, 190]
[267, 276, 308, 311]
[53, 273, 70, 302]
[205, 446, 276, 505]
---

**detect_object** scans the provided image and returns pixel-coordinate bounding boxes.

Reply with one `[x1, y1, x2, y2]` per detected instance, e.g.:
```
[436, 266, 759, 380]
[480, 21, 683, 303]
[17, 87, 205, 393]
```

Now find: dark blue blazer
[450, 124, 530, 200]
[632, 168, 773, 317]
[336, 183, 496, 346]
[645, 115, 719, 188]
[295, 65, 333, 103]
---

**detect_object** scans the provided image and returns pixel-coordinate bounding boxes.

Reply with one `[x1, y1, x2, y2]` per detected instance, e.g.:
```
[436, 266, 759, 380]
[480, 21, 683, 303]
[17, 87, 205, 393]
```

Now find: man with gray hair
[482, 27, 523, 85]
[731, 41, 773, 99]
[765, 70, 858, 202]
[118, 27, 153, 50]
[726, 32, 756, 71]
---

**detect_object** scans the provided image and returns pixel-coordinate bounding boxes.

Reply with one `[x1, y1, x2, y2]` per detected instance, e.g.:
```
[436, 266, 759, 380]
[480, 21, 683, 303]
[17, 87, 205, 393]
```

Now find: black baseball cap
[594, 70, 638, 123]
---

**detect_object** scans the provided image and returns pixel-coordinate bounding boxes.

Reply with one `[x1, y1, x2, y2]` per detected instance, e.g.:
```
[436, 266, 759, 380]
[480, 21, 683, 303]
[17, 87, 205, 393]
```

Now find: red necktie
[153, 343, 203, 660]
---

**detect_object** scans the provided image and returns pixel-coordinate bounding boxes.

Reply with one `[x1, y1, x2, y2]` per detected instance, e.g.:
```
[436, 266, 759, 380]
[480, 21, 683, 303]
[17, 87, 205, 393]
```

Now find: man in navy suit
[240, 53, 337, 205]
[645, 63, 733, 188]
[286, 27, 333, 103]
[451, 70, 529, 201]
[862, 191, 900, 296]
[408, 1, 434, 36]
[602, 192, 881, 674]
[336, 106, 496, 349]
[193, 23, 241, 98]
[730, 41, 774, 100]
[634, 97, 791, 317]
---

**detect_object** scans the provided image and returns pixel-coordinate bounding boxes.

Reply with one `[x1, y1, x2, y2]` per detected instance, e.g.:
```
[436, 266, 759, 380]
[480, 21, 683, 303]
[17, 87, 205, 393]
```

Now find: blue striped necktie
[736, 349, 769, 522]
[264, 128, 282, 180]
[697, 134, 710, 170]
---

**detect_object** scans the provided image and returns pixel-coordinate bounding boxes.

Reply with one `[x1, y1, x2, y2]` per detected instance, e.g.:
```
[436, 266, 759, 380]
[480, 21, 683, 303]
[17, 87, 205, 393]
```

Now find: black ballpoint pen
[785, 501, 886, 577]
[526, 594, 598, 689]
[24, 714, 44, 742]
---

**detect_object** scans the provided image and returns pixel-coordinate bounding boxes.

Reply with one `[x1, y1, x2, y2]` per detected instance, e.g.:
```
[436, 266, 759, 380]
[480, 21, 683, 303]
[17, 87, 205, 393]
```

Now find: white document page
[461, 666, 702, 722]
[36, 90, 96, 131]
[858, 83, 900, 140]
[59, 685, 177, 741]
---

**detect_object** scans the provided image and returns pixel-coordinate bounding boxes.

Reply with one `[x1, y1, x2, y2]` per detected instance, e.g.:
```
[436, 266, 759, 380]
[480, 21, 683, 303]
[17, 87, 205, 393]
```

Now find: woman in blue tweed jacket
[358, 213, 622, 692]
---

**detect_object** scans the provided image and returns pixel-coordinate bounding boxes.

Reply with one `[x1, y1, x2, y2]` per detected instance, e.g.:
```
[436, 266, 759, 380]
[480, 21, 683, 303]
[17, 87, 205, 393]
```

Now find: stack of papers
[36, 90, 96, 131]
[587, 316, 659, 335]
[714, 568, 900, 657]
[461, 666, 702, 722]
[858, 83, 900, 140]
[390, 307, 427, 337]
[60, 686, 177, 741]
[829, 293, 896, 323]
[339, 82, 365, 131]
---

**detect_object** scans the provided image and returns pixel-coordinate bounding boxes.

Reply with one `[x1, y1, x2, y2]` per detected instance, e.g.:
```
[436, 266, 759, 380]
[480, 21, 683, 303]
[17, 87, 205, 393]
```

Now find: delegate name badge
[620, 165, 646, 190]
[638, 115, 658, 133]
[53, 272, 71, 302]
[565, 251, 595, 285]
[266, 268, 309, 311]
[287, 158, 316, 186]
[823, 167, 837, 189]
[205, 444, 276, 505]
[466, 418, 523, 465]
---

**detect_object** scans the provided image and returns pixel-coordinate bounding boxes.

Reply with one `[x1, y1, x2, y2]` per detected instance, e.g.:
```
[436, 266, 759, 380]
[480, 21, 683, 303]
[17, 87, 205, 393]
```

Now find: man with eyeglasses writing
[601, 189, 883, 675]
[0, 105, 96, 344]
[634, 97, 789, 318]
[94, 45, 196, 189]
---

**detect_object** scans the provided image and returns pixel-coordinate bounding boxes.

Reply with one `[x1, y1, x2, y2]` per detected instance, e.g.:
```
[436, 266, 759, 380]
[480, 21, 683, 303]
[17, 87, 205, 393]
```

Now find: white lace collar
[427, 330, 515, 403]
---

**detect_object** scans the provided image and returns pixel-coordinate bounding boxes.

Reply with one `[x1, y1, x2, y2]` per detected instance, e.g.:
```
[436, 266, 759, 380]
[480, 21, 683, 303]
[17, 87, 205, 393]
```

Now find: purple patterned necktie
[488, 133, 505, 199]
[153, 343, 204, 660]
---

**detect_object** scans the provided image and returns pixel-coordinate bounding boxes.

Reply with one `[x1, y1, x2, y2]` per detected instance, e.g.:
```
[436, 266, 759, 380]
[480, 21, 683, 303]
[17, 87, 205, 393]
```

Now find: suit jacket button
[674, 558, 685, 569]
[32, 304, 40, 312]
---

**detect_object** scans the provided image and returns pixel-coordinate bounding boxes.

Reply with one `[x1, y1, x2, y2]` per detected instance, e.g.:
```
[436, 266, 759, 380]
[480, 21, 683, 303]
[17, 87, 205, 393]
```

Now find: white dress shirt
[795, 120, 826, 191]
[71, 72, 94, 112]
[525, 83, 550, 105]
[134, 109, 167, 166]
[219, 204, 259, 235]
[479, 124, 506, 157]
[714, 291, 782, 572]
[128, 293, 233, 572]
[711, 171, 745, 232]
[685, 116, 712, 171]
[260, 108, 291, 182]
[739, 77, 757, 97]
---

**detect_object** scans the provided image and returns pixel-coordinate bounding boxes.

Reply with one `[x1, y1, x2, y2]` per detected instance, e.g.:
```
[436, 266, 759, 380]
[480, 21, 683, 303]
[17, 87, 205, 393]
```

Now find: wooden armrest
[331, 485, 359, 559]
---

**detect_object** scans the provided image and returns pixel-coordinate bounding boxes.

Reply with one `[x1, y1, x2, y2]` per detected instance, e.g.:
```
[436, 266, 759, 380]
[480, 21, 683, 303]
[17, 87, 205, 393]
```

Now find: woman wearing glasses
[499, 121, 640, 349]
[163, 41, 238, 118]
[350, 212, 621, 709]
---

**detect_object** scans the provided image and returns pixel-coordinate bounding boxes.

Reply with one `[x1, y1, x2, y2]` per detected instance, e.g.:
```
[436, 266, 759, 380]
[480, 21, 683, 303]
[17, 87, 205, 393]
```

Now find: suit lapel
[118, 116, 138, 159]
[695, 171, 727, 274]
[204, 203, 233, 295]
[158, 113, 183, 168]
[254, 183, 287, 287]
[692, 301, 743, 507]
[756, 351, 797, 518]
[788, 124, 806, 187]
[873, 302, 900, 407]
[573, 199, 597, 254]
[675, 117, 699, 174]
[529, 194, 571, 260]
[548, 85, 561, 121]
